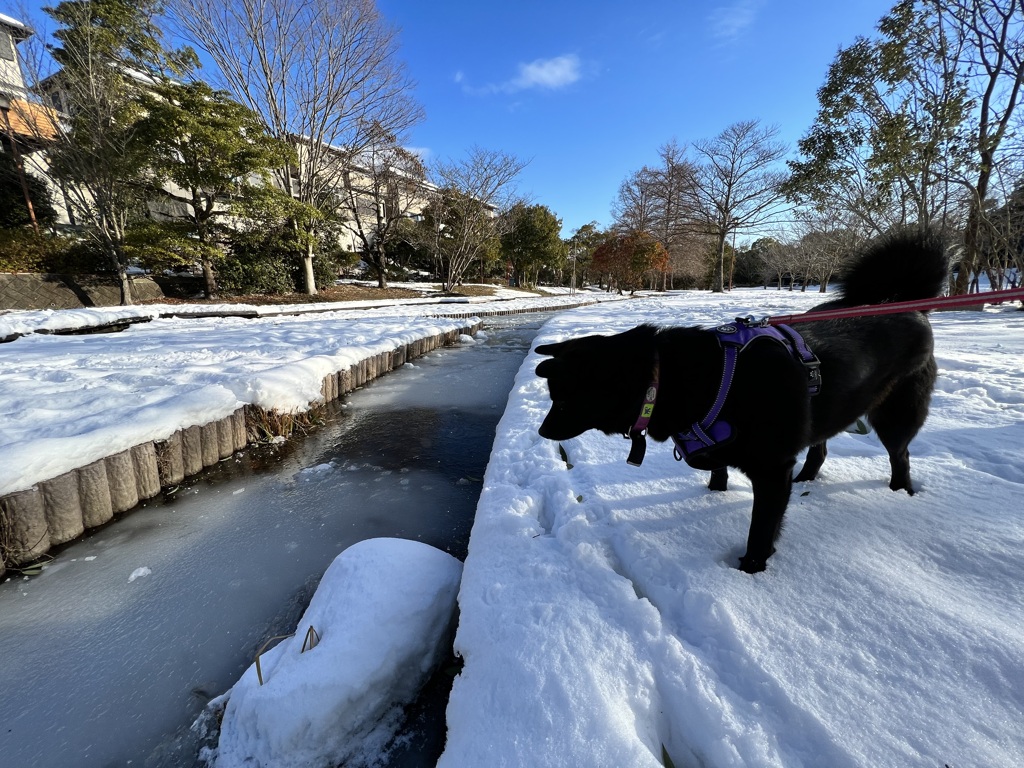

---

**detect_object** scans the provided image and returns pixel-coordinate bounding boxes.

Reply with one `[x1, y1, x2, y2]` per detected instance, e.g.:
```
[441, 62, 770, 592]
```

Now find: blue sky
[377, 0, 897, 236]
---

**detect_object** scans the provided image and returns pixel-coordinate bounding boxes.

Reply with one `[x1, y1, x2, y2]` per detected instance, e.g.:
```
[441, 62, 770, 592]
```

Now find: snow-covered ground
[3, 285, 1022, 766]
[442, 291, 1024, 767]
[0, 290, 618, 497]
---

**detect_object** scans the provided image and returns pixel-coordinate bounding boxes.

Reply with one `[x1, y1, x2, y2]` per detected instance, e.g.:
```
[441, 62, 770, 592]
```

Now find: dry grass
[146, 283, 428, 306]
[244, 403, 328, 443]
[0, 497, 50, 573]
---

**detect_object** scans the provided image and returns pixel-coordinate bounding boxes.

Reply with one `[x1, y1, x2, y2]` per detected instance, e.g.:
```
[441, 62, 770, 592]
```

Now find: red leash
[766, 286, 1024, 326]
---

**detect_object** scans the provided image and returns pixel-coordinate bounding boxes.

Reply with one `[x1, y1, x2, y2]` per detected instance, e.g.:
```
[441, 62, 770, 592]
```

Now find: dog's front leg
[708, 467, 729, 491]
[738, 460, 795, 574]
[794, 442, 827, 483]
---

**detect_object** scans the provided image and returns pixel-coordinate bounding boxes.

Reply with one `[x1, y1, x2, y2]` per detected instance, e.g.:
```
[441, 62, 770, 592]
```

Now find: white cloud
[461, 54, 582, 96]
[709, 0, 764, 43]
[509, 54, 581, 91]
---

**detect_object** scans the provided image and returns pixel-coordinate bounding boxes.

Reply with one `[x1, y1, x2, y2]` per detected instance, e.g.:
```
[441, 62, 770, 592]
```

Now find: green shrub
[307, 248, 343, 290]
[221, 222, 354, 295]
[0, 229, 49, 272]
[0, 230, 108, 274]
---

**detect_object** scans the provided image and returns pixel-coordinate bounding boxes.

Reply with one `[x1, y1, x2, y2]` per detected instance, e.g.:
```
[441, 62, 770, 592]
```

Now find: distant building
[1, 11, 437, 275]
[1, 13, 69, 225]
[0, 12, 31, 100]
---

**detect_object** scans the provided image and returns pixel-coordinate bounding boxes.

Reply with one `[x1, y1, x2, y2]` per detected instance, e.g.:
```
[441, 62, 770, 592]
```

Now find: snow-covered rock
[212, 538, 462, 768]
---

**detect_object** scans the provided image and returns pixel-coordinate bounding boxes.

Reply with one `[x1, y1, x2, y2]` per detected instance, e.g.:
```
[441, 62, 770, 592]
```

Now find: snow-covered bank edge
[0, 291, 615, 341]
[0, 321, 478, 574]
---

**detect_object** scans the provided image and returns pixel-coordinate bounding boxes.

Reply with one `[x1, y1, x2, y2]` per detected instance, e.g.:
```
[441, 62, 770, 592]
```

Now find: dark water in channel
[0, 313, 549, 768]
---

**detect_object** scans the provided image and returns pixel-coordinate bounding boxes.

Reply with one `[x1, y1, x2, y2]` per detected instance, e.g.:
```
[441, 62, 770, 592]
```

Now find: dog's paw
[708, 478, 728, 492]
[738, 545, 776, 574]
[737, 556, 767, 574]
[889, 478, 915, 495]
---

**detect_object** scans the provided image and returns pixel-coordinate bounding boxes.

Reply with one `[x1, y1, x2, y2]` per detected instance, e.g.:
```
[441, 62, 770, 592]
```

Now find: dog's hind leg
[738, 459, 795, 574]
[868, 358, 937, 495]
[794, 442, 827, 483]
[708, 467, 729, 491]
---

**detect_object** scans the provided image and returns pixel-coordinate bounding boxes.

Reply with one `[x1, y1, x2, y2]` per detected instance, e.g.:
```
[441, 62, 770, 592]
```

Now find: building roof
[0, 13, 34, 40]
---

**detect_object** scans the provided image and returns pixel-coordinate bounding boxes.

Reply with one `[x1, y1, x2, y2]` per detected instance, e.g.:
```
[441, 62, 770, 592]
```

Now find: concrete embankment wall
[0, 272, 166, 310]
[0, 323, 479, 576]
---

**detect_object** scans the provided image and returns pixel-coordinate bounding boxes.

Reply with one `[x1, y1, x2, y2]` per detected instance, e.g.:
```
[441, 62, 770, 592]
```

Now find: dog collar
[626, 351, 659, 466]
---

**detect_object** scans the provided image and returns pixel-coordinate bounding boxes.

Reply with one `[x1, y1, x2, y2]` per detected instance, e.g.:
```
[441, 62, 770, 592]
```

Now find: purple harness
[626, 317, 821, 468]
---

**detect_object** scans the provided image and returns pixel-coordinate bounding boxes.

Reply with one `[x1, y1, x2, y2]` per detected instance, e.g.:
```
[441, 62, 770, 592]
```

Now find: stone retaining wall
[0, 272, 165, 310]
[0, 323, 479, 576]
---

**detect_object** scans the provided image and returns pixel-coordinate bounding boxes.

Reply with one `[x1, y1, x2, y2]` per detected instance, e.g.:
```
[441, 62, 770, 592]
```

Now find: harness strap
[672, 318, 820, 465]
[624, 318, 821, 468]
[774, 323, 822, 395]
[672, 343, 739, 461]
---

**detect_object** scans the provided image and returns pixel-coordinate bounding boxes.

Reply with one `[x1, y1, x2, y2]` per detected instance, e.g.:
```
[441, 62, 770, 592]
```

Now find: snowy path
[4, 287, 1021, 767]
[441, 294, 1024, 767]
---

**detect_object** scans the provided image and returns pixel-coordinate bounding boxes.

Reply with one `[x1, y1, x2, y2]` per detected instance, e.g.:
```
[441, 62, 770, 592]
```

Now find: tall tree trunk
[303, 240, 317, 296]
[375, 246, 388, 289]
[712, 232, 727, 292]
[956, 171, 991, 295]
[107, 242, 134, 306]
[202, 257, 217, 299]
[117, 268, 133, 306]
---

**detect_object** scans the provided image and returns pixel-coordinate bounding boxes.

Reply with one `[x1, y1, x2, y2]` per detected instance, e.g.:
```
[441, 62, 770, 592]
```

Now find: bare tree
[338, 126, 429, 289]
[612, 142, 708, 288]
[770, 241, 802, 290]
[612, 166, 658, 234]
[686, 120, 790, 292]
[792, 206, 867, 292]
[423, 146, 526, 292]
[938, 0, 1024, 293]
[649, 140, 706, 288]
[169, 0, 424, 295]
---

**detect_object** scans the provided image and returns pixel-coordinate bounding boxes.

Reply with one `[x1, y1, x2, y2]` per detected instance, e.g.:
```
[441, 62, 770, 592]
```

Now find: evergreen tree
[42, 0, 196, 304]
[785, 1, 970, 238]
[565, 222, 609, 288]
[138, 81, 293, 297]
[0, 150, 57, 228]
[500, 204, 565, 287]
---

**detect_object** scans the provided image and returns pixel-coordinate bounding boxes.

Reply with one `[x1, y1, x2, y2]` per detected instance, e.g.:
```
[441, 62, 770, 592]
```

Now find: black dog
[535, 233, 947, 573]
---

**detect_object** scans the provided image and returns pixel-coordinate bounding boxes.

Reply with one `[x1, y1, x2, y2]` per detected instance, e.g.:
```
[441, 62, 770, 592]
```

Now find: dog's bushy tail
[837, 231, 948, 307]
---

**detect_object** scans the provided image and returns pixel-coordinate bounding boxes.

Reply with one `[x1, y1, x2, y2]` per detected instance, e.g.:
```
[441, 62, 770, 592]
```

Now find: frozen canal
[0, 312, 549, 768]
